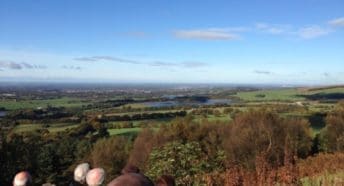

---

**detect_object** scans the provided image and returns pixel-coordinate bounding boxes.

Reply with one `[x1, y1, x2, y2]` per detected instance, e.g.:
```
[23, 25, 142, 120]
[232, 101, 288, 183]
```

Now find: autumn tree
[87, 136, 132, 182]
[318, 101, 344, 152]
[223, 109, 312, 169]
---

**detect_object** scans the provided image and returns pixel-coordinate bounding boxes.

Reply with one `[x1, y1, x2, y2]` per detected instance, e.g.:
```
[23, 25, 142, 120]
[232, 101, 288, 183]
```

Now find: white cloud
[255, 21, 337, 39]
[150, 61, 176, 67]
[328, 17, 344, 27]
[75, 56, 208, 69]
[255, 23, 291, 34]
[0, 60, 46, 70]
[174, 29, 240, 40]
[74, 56, 140, 64]
[0, 60, 22, 69]
[297, 25, 332, 39]
[253, 70, 273, 75]
[174, 18, 342, 41]
[62, 65, 82, 70]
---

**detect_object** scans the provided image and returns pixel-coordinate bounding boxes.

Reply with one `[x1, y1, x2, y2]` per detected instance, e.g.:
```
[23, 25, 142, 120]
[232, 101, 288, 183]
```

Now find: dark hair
[155, 175, 175, 186]
[121, 164, 140, 174]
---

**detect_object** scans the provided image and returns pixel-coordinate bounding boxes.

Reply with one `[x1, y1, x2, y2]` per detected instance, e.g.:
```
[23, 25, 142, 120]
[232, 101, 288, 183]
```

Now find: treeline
[7, 106, 72, 120]
[102, 111, 187, 122]
[82, 99, 137, 110]
[1, 106, 82, 128]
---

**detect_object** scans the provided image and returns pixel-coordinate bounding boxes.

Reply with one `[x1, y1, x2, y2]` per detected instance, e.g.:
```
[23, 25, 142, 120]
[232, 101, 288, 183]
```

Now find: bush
[146, 141, 225, 185]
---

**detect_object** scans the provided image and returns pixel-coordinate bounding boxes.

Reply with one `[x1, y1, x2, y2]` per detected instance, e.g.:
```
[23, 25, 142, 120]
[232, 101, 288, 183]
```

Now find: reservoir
[0, 111, 7, 117]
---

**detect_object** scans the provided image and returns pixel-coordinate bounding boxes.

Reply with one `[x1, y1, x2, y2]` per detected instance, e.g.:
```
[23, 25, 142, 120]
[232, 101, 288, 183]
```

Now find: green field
[0, 97, 88, 110]
[108, 128, 142, 135]
[235, 88, 303, 101]
[13, 123, 79, 133]
[235, 87, 344, 102]
[306, 87, 344, 94]
[192, 114, 231, 122]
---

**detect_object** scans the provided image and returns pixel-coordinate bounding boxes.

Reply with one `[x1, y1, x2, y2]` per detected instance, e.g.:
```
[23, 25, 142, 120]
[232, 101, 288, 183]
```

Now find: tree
[36, 143, 58, 184]
[318, 101, 344, 152]
[87, 136, 132, 183]
[223, 109, 312, 169]
[128, 128, 155, 168]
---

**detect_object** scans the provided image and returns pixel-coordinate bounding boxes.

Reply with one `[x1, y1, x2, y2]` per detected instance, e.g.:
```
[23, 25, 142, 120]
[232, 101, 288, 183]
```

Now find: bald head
[86, 168, 105, 186]
[13, 171, 32, 186]
[74, 163, 90, 183]
[107, 173, 154, 186]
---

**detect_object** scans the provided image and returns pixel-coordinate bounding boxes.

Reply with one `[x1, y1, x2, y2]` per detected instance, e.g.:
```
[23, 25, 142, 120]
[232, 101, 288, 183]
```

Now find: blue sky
[0, 0, 343, 85]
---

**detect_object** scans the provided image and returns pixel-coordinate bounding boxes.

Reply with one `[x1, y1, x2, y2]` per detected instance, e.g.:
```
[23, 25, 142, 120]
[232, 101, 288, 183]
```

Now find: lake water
[0, 111, 7, 117]
[143, 99, 233, 108]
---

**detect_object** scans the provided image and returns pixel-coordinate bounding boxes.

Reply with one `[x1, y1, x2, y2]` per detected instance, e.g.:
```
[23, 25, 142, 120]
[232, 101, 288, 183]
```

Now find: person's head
[107, 173, 154, 186]
[155, 175, 175, 186]
[74, 163, 90, 183]
[121, 164, 140, 174]
[86, 168, 105, 186]
[13, 171, 32, 186]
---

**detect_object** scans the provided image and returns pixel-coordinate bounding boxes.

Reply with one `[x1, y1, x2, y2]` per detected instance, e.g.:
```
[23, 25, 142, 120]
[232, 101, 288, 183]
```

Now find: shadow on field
[308, 112, 326, 130]
[299, 93, 344, 101]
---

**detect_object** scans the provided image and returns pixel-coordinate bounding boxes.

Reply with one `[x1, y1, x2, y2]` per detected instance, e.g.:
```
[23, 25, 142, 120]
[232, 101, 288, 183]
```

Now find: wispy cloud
[173, 17, 343, 41]
[253, 70, 273, 75]
[21, 62, 46, 69]
[181, 61, 207, 68]
[297, 25, 332, 39]
[255, 22, 333, 39]
[74, 56, 140, 64]
[21, 62, 35, 69]
[150, 61, 176, 67]
[149, 61, 207, 68]
[62, 65, 82, 70]
[73, 57, 97, 62]
[328, 17, 344, 27]
[255, 23, 291, 34]
[174, 28, 241, 40]
[323, 72, 330, 77]
[0, 60, 46, 70]
[74, 56, 208, 69]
